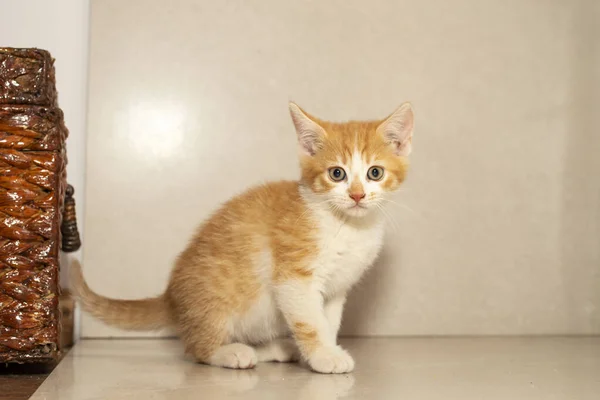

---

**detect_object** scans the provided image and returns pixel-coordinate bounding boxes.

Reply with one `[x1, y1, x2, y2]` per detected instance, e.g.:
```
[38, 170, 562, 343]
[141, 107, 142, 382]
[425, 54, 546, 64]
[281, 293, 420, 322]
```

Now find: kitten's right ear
[289, 102, 327, 156]
[377, 102, 414, 156]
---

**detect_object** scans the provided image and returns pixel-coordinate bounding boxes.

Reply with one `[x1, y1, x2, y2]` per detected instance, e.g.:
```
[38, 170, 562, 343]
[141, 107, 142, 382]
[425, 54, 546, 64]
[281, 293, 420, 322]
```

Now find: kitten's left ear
[289, 102, 327, 156]
[376, 102, 414, 156]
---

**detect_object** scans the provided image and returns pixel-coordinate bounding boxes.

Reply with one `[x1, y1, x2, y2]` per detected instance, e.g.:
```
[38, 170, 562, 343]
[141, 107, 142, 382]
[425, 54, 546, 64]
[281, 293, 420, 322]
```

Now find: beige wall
[83, 0, 600, 337]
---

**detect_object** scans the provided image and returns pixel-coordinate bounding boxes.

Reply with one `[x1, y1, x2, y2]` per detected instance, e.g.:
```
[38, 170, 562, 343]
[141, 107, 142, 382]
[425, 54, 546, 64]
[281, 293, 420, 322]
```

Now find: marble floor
[31, 337, 600, 400]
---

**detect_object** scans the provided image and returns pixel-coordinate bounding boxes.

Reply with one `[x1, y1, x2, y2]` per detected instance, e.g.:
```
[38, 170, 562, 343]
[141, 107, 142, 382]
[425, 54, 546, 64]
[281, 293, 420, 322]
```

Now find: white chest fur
[310, 208, 385, 299]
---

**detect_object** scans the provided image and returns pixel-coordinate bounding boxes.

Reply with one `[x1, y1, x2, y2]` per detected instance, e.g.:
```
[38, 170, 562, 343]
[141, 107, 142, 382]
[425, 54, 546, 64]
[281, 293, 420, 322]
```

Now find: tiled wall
[83, 0, 600, 337]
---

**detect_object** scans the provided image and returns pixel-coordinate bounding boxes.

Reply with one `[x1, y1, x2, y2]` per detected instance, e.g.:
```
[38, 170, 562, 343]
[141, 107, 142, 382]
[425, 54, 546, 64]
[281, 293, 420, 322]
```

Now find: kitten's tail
[70, 260, 171, 331]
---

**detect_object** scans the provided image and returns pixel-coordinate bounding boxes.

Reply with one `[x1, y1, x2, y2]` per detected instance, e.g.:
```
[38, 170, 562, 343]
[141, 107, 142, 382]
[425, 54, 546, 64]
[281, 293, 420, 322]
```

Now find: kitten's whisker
[380, 198, 419, 217]
[375, 203, 398, 233]
[382, 204, 400, 232]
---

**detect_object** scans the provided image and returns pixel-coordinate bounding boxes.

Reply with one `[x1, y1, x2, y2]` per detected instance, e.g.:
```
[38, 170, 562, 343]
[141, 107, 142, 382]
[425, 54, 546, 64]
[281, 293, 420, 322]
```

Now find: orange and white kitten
[72, 102, 414, 374]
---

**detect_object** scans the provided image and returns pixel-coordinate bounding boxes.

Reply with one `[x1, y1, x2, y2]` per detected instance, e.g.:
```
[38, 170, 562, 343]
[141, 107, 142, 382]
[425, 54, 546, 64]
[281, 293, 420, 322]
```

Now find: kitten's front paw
[308, 346, 354, 374]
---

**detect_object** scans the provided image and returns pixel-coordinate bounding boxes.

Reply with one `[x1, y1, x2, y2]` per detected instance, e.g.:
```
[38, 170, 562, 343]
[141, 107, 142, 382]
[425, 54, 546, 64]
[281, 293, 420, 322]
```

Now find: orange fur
[166, 181, 318, 361]
[293, 321, 320, 354]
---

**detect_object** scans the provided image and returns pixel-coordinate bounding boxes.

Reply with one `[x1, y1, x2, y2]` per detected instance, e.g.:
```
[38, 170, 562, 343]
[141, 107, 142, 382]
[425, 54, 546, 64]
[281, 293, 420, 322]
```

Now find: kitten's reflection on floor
[182, 363, 355, 399]
[295, 373, 355, 400]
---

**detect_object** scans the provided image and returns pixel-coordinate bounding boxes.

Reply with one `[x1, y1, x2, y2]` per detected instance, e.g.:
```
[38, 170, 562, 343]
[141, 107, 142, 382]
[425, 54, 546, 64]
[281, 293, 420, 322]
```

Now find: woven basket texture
[0, 48, 66, 363]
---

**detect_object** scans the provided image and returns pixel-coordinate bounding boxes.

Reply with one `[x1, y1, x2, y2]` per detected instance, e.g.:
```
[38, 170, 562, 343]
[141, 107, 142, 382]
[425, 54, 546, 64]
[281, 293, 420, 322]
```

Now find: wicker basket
[0, 48, 67, 363]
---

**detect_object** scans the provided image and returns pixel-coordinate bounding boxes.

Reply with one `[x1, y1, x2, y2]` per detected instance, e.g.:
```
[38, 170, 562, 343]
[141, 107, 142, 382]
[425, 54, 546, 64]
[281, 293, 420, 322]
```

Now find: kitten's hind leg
[179, 312, 257, 369]
[209, 343, 258, 369]
[256, 338, 300, 363]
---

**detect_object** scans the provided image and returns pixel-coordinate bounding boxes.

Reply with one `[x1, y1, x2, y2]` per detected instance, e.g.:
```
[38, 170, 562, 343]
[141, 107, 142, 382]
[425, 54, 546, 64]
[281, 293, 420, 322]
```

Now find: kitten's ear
[377, 102, 414, 156]
[289, 102, 327, 156]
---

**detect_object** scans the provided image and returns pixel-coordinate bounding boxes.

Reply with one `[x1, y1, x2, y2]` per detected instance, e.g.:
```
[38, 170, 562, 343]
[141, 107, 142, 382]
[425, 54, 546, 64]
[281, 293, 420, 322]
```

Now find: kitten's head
[290, 102, 414, 218]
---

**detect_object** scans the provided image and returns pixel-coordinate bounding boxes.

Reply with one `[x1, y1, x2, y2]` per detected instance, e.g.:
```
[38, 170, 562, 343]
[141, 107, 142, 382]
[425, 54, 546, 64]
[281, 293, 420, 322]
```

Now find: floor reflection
[181, 362, 355, 399]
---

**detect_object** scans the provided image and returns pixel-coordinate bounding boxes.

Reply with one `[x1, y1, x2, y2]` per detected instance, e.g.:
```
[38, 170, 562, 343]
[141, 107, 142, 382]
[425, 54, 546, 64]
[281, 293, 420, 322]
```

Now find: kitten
[72, 102, 414, 374]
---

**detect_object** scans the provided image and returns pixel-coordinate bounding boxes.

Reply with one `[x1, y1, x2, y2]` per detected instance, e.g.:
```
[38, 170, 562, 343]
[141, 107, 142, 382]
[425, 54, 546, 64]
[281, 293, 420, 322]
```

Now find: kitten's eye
[367, 166, 384, 181]
[328, 167, 346, 182]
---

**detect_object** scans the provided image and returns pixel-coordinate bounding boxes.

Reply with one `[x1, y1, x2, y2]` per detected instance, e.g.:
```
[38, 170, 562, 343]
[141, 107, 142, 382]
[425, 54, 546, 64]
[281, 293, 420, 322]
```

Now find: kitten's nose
[349, 192, 366, 203]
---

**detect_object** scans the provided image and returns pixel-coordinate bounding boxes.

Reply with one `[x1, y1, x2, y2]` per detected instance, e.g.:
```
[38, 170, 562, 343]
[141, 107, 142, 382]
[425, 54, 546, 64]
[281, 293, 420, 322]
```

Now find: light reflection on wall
[126, 102, 186, 159]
